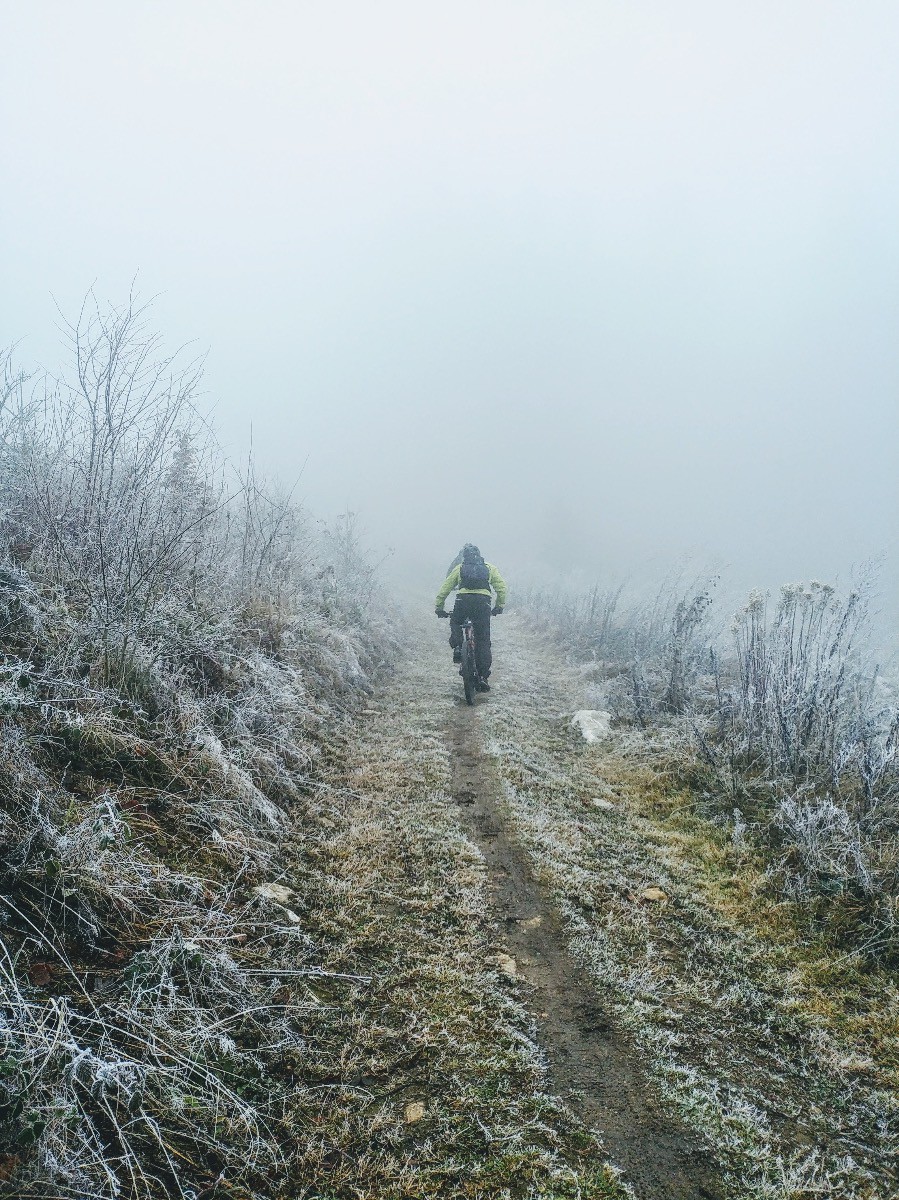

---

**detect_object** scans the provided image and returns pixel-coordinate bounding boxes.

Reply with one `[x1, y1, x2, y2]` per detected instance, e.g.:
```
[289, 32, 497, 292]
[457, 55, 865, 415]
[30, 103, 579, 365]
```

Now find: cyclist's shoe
[476, 680, 490, 692]
[453, 649, 462, 663]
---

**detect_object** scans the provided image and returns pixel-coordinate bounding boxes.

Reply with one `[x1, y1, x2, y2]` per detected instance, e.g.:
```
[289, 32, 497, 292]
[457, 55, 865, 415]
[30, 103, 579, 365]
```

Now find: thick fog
[3, 3, 897, 615]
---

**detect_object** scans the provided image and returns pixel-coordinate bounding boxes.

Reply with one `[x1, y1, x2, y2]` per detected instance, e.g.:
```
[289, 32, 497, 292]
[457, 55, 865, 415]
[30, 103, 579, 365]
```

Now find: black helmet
[462, 543, 481, 560]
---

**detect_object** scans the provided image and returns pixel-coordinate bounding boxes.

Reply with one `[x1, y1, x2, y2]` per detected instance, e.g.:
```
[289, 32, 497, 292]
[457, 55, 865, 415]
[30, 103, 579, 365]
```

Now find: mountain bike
[437, 605, 496, 704]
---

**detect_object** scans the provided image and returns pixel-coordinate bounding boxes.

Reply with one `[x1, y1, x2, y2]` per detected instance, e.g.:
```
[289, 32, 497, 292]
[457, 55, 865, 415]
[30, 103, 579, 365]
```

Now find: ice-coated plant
[518, 569, 899, 961]
[0, 297, 393, 1197]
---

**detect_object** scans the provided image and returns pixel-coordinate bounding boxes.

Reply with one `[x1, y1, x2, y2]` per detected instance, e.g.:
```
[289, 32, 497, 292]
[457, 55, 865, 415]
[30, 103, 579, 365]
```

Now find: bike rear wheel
[460, 633, 477, 705]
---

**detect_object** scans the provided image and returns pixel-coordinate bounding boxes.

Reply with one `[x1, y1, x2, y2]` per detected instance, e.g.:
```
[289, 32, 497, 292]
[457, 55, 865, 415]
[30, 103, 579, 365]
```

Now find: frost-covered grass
[522, 578, 899, 965]
[0, 301, 394, 1197]
[480, 618, 899, 1199]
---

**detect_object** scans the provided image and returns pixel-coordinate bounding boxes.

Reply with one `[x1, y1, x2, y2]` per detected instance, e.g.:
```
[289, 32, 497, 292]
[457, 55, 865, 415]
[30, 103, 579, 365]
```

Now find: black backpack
[460, 556, 489, 588]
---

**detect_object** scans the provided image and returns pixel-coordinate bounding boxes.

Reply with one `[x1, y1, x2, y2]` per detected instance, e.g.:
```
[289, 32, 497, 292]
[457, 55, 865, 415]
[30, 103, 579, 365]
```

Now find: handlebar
[435, 605, 504, 616]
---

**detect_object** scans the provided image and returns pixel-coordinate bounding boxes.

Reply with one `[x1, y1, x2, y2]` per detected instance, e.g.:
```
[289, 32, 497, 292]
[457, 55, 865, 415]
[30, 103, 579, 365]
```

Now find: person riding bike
[435, 544, 507, 691]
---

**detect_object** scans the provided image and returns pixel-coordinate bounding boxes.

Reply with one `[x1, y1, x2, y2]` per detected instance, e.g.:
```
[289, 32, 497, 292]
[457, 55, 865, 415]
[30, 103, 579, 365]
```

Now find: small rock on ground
[571, 710, 612, 742]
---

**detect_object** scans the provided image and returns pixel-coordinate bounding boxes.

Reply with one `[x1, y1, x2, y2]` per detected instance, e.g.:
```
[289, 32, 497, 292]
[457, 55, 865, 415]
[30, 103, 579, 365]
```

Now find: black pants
[449, 593, 492, 677]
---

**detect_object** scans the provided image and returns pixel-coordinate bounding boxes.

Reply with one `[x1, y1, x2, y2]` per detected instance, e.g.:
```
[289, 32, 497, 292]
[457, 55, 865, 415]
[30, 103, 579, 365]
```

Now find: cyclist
[435, 544, 507, 690]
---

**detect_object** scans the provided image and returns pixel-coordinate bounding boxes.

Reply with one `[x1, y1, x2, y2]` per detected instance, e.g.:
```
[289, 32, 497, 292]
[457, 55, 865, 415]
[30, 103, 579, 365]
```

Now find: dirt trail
[448, 705, 726, 1200]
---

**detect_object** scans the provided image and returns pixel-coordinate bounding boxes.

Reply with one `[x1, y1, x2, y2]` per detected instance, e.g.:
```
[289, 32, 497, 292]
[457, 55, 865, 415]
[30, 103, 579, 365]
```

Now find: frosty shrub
[0, 298, 393, 1197]
[522, 574, 899, 961]
[1, 298, 222, 684]
[522, 576, 716, 723]
[710, 584, 899, 958]
[723, 583, 872, 785]
[519, 583, 627, 661]
[773, 793, 871, 899]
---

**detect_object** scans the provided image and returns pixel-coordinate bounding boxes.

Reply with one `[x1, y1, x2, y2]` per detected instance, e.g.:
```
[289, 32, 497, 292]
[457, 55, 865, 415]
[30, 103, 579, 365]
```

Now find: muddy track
[448, 704, 726, 1200]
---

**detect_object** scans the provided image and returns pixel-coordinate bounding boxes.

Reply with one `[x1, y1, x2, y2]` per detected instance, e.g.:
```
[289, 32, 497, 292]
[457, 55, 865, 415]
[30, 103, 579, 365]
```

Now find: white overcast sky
[2, 2, 897, 613]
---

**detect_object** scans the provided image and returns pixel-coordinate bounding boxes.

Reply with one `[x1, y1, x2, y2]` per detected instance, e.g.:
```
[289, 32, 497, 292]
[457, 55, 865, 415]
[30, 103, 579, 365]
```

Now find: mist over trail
[2, 7, 899, 1199]
[3, 2, 897, 622]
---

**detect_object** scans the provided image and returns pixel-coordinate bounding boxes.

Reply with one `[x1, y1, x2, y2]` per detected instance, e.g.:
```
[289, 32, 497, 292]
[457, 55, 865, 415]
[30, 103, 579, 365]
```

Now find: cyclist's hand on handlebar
[492, 605, 504, 616]
[435, 607, 450, 618]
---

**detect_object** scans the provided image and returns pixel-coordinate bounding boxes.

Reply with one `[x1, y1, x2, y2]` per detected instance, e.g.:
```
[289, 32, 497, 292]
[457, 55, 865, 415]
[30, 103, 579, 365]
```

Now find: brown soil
[448, 702, 727, 1200]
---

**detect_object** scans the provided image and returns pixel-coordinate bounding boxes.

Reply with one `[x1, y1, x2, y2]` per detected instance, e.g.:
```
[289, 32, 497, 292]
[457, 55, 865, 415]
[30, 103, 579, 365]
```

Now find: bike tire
[460, 637, 476, 705]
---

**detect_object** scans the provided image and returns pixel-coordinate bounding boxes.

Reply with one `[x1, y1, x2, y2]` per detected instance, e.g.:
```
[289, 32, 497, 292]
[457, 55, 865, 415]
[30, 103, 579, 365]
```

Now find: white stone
[571, 710, 612, 742]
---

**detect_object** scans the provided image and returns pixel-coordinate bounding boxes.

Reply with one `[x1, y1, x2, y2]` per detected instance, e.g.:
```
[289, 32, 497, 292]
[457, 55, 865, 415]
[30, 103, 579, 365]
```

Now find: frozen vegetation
[523, 578, 899, 964]
[0, 299, 391, 1198]
[477, 619, 898, 1199]
[1, 300, 895, 1200]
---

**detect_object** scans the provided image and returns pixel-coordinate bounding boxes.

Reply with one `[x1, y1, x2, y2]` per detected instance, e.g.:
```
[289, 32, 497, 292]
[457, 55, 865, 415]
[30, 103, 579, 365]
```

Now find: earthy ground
[281, 611, 898, 1199]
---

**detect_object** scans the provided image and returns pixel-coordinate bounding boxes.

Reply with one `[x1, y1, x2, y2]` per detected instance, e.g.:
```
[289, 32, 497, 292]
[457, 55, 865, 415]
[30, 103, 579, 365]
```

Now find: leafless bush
[0, 298, 392, 1196]
[774, 793, 872, 897]
[523, 572, 899, 961]
[520, 583, 626, 660]
[523, 576, 716, 722]
[698, 584, 899, 958]
[722, 583, 872, 785]
[1, 297, 224, 683]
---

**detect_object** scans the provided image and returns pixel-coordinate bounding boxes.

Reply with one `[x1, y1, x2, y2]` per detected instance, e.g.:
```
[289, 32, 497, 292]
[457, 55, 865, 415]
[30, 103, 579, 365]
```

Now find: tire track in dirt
[448, 704, 726, 1200]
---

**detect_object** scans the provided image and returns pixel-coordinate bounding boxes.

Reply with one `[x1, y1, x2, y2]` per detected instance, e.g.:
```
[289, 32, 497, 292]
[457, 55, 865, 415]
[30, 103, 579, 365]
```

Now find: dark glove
[436, 607, 449, 618]
[492, 605, 504, 616]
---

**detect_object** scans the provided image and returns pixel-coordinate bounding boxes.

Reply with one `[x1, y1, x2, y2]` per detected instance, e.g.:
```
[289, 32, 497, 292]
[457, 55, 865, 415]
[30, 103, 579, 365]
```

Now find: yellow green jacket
[435, 563, 507, 609]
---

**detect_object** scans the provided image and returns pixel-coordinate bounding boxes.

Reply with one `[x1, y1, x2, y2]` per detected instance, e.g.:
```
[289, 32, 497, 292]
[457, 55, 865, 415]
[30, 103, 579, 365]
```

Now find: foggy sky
[3, 2, 897, 611]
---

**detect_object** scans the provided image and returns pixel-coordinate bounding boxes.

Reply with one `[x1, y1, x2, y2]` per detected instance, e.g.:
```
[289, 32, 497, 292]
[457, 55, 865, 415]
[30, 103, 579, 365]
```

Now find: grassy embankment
[0, 300, 387, 1199]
